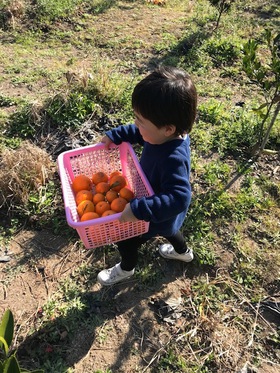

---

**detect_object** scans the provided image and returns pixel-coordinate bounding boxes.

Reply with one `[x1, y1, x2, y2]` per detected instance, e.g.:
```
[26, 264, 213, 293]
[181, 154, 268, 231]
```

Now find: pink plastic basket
[57, 142, 154, 249]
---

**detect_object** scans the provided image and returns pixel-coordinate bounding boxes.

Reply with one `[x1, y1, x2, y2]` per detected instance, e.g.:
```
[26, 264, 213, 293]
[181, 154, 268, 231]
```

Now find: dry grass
[0, 1, 279, 372]
[140, 272, 278, 372]
[0, 141, 55, 207]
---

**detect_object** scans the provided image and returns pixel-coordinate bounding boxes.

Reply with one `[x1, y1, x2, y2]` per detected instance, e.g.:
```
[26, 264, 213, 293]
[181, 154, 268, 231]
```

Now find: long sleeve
[130, 147, 191, 224]
[105, 123, 192, 238]
[105, 124, 144, 146]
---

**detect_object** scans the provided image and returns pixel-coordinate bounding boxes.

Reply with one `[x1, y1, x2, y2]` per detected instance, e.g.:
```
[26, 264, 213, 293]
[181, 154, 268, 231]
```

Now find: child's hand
[101, 135, 113, 149]
[119, 203, 139, 223]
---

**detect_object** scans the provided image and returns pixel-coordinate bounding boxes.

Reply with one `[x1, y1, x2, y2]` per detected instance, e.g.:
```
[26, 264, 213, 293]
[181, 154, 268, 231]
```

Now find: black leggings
[117, 231, 188, 271]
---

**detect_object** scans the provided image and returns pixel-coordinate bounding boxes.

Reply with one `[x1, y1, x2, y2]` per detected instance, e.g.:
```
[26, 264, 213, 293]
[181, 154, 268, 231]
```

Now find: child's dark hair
[132, 65, 197, 135]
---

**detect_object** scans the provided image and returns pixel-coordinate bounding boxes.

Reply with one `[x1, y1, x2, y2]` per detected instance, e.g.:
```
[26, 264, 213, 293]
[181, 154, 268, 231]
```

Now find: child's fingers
[101, 135, 113, 149]
[119, 204, 138, 223]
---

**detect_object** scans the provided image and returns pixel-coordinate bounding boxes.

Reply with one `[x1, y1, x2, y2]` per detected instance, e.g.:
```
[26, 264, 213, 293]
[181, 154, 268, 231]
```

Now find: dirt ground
[1, 229, 197, 372]
[1, 1, 279, 372]
[1, 225, 279, 373]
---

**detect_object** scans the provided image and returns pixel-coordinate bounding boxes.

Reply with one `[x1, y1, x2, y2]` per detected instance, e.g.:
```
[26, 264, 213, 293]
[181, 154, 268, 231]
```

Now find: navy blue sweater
[106, 124, 192, 238]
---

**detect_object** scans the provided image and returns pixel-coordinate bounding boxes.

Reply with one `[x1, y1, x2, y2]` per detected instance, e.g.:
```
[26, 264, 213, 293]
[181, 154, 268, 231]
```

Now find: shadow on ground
[10, 231, 203, 372]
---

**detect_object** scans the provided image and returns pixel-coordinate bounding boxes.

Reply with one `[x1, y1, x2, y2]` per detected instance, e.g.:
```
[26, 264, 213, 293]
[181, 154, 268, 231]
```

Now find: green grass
[0, 0, 279, 372]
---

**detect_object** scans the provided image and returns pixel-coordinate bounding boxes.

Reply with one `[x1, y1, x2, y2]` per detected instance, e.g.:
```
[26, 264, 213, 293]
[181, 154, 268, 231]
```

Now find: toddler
[97, 65, 197, 286]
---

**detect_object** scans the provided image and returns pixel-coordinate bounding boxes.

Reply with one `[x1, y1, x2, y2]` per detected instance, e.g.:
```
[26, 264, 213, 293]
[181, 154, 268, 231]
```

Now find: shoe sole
[97, 274, 134, 286]
[159, 251, 194, 263]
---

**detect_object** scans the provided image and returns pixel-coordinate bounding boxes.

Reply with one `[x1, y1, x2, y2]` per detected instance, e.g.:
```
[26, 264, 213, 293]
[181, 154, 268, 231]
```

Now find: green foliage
[0, 95, 17, 108]
[201, 179, 268, 223]
[0, 0, 117, 28]
[156, 349, 188, 372]
[242, 30, 280, 94]
[45, 91, 98, 130]
[0, 310, 43, 373]
[194, 242, 216, 267]
[6, 103, 41, 139]
[1, 355, 20, 373]
[25, 180, 66, 231]
[242, 29, 280, 153]
[6, 90, 110, 141]
[0, 2, 279, 372]
[208, 0, 234, 29]
[27, 0, 82, 23]
[205, 37, 240, 67]
[191, 277, 234, 311]
[0, 310, 14, 355]
[203, 160, 231, 186]
[0, 136, 21, 150]
[84, 0, 116, 15]
[195, 100, 264, 155]
[5, 67, 134, 142]
[135, 263, 161, 285]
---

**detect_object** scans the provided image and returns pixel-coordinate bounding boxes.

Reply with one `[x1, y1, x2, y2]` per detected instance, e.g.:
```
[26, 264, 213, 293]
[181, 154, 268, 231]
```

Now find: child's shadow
[16, 252, 202, 372]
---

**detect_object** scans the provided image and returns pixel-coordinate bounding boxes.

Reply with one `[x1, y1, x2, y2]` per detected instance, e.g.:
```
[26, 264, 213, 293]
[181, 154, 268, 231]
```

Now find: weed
[231, 258, 261, 288]
[247, 212, 280, 249]
[135, 263, 161, 285]
[6, 102, 43, 139]
[1, 262, 24, 288]
[45, 91, 98, 130]
[0, 136, 21, 149]
[191, 276, 234, 311]
[208, 0, 234, 30]
[0, 1, 279, 372]
[198, 99, 229, 125]
[257, 175, 280, 202]
[154, 32, 179, 54]
[204, 36, 240, 67]
[195, 100, 264, 155]
[0, 94, 16, 107]
[203, 160, 231, 187]
[183, 197, 212, 239]
[156, 349, 188, 372]
[27, 0, 81, 23]
[242, 29, 280, 154]
[193, 241, 216, 267]
[85, 0, 116, 15]
[73, 262, 99, 287]
[96, 321, 113, 345]
[0, 309, 43, 372]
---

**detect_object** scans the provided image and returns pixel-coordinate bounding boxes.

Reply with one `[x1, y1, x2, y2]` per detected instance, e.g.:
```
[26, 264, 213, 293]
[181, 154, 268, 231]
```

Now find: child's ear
[164, 124, 176, 136]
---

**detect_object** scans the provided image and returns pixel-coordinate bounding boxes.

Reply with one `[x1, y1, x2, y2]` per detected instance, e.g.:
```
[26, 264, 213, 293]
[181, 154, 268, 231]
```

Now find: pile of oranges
[71, 171, 135, 222]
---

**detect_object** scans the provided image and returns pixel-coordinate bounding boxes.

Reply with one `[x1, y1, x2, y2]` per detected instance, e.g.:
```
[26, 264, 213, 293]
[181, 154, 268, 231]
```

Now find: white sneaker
[97, 263, 135, 286]
[159, 244, 194, 262]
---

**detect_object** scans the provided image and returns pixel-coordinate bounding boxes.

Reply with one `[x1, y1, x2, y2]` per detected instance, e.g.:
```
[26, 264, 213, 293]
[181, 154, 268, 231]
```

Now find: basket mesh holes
[60, 143, 151, 248]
